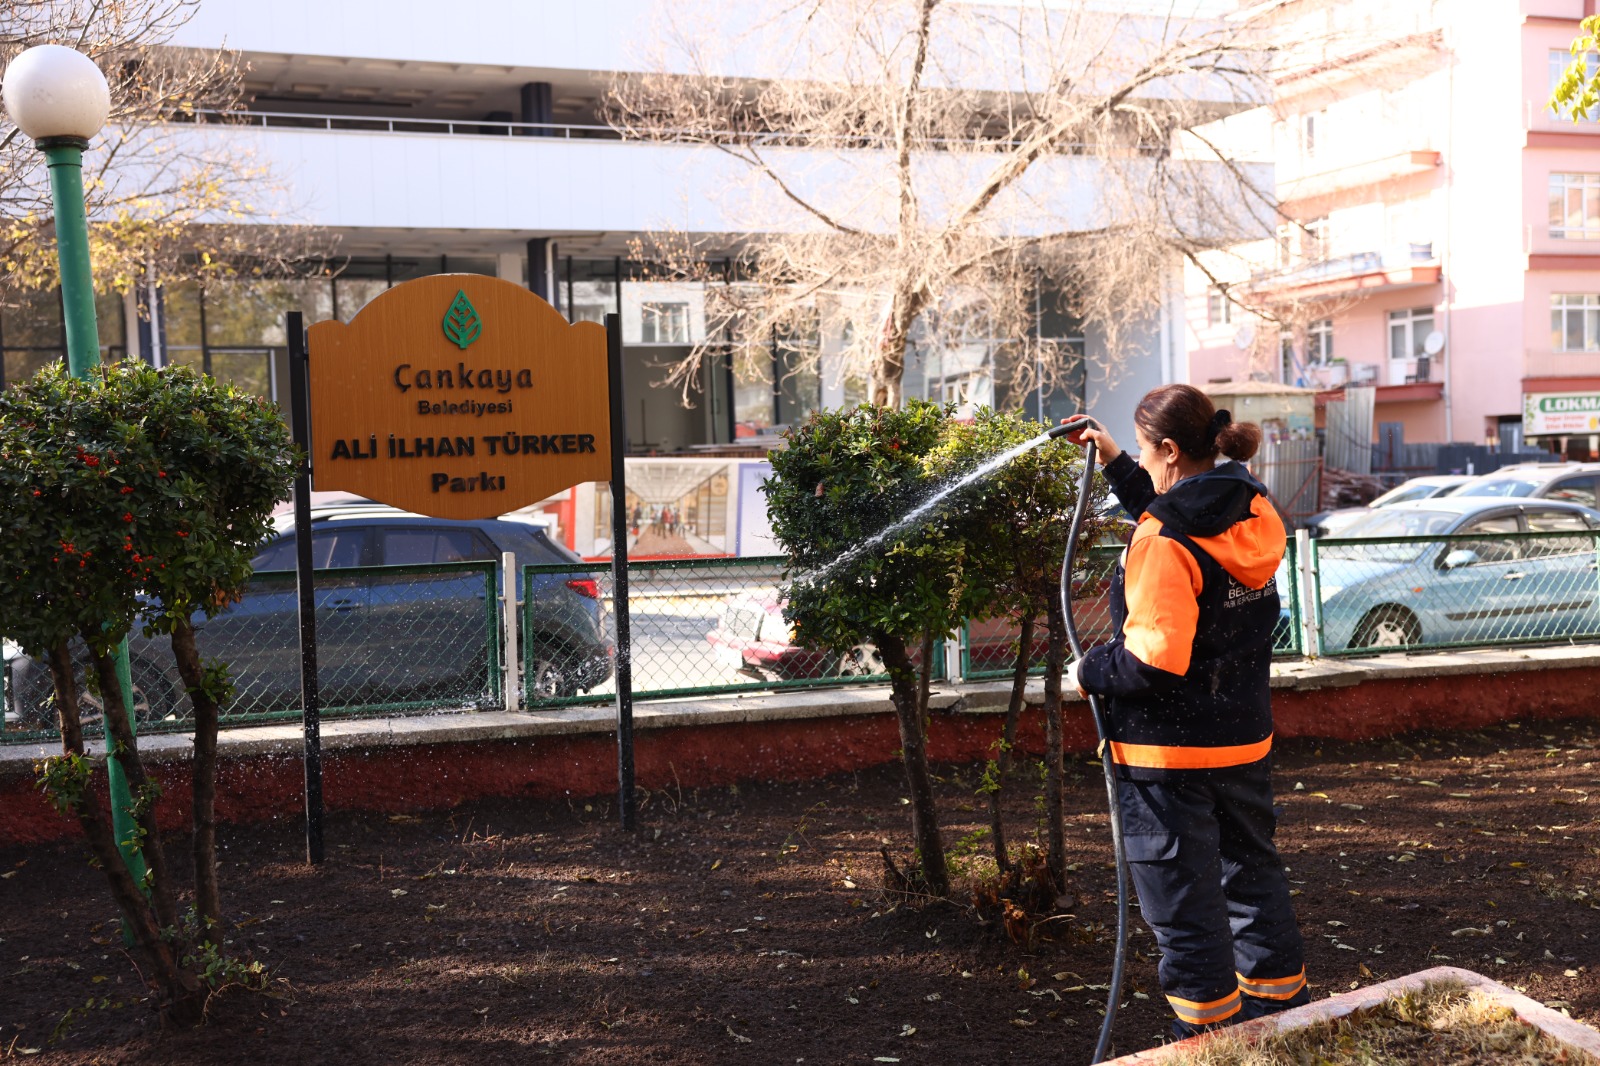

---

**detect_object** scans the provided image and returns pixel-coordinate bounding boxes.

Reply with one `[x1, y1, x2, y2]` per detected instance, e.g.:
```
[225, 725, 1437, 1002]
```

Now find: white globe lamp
[2, 43, 111, 144]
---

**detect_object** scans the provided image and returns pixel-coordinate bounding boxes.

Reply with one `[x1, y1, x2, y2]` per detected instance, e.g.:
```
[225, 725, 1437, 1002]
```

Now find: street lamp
[3, 44, 112, 375]
[3, 45, 147, 894]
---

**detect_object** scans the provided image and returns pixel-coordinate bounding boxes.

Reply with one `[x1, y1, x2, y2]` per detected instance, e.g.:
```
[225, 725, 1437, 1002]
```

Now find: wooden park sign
[307, 274, 611, 520]
[288, 274, 641, 863]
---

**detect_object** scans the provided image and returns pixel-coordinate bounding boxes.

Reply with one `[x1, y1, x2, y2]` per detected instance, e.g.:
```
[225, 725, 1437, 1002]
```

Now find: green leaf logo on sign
[442, 290, 483, 350]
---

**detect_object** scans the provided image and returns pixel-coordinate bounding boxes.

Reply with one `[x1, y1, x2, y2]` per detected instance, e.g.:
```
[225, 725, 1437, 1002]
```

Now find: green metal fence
[3, 561, 499, 741]
[1310, 530, 1600, 656]
[12, 528, 1600, 742]
[959, 537, 1303, 681]
[521, 556, 933, 709]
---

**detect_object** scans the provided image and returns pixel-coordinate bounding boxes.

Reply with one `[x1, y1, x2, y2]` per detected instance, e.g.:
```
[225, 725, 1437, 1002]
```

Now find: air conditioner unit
[1349, 363, 1378, 385]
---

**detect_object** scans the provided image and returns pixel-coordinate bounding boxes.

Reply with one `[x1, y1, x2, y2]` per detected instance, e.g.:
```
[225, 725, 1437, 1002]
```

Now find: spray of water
[794, 433, 1080, 589]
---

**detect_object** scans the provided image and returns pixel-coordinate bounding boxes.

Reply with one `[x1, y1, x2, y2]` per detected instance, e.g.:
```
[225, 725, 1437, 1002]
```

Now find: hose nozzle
[1046, 415, 1097, 442]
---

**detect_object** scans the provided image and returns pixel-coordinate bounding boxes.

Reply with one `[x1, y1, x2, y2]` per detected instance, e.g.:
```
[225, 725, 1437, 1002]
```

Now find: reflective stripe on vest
[1108, 734, 1273, 771]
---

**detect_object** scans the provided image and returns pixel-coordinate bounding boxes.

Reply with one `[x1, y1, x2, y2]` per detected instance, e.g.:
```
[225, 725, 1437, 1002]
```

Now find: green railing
[1310, 530, 1600, 655]
[959, 537, 1303, 681]
[3, 561, 499, 742]
[12, 529, 1600, 742]
[520, 556, 938, 709]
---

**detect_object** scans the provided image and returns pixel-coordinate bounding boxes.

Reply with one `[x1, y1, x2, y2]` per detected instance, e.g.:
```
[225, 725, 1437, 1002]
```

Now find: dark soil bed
[2, 717, 1597, 1064]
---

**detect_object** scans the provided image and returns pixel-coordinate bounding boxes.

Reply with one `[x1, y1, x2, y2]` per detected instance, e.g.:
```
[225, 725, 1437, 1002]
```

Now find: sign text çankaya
[307, 275, 611, 520]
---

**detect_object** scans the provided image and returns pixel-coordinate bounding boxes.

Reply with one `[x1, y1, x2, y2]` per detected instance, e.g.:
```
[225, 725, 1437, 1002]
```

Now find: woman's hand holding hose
[1058, 415, 1121, 465]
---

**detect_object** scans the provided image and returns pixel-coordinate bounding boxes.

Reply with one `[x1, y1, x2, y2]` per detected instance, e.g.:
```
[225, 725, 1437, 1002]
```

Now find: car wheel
[1351, 606, 1421, 649]
[526, 650, 580, 700]
[836, 643, 885, 676]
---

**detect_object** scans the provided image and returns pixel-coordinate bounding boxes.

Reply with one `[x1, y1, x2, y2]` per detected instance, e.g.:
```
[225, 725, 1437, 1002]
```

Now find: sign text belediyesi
[308, 275, 610, 519]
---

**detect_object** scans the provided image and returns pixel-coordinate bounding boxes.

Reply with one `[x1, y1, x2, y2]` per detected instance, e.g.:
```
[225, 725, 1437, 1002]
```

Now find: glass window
[1, 288, 65, 386]
[640, 301, 691, 344]
[376, 528, 491, 565]
[1320, 508, 1459, 562]
[1549, 173, 1600, 239]
[1456, 514, 1521, 563]
[1545, 477, 1598, 508]
[1461, 476, 1542, 497]
[567, 259, 619, 326]
[1387, 307, 1434, 361]
[1206, 288, 1231, 327]
[205, 278, 332, 348]
[251, 529, 365, 570]
[1551, 294, 1600, 351]
[1308, 318, 1333, 364]
[334, 278, 388, 322]
[1549, 50, 1600, 122]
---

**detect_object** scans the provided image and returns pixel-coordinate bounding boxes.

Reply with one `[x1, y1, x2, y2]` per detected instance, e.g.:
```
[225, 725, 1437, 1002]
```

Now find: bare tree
[1, 0, 324, 308]
[610, 0, 1281, 409]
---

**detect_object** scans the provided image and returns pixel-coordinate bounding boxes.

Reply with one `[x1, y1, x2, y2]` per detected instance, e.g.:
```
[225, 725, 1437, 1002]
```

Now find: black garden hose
[1046, 416, 1130, 1065]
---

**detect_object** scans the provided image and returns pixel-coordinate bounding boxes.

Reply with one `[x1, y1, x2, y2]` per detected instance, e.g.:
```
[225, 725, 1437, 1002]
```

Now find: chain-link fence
[521, 557, 926, 709]
[960, 537, 1302, 680]
[3, 562, 499, 742]
[12, 528, 1600, 742]
[1311, 530, 1600, 655]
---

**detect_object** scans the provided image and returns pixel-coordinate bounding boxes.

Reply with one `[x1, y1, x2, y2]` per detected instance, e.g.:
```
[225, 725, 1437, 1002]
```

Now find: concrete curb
[1102, 966, 1600, 1064]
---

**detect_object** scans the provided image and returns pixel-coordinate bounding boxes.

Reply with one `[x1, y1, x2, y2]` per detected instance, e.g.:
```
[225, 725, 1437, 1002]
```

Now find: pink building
[1186, 0, 1600, 461]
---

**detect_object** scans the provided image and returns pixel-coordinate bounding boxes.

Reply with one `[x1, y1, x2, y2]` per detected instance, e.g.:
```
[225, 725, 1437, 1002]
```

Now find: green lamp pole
[3, 45, 148, 893]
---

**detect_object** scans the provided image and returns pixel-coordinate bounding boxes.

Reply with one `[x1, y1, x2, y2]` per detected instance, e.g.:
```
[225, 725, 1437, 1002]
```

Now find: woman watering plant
[1063, 384, 1308, 1041]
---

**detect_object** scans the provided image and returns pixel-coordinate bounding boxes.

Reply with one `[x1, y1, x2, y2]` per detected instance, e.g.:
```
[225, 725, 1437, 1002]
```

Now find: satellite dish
[1233, 322, 1257, 351]
[1423, 330, 1445, 355]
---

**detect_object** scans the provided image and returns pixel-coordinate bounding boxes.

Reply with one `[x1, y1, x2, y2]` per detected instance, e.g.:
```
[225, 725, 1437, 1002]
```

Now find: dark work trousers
[1117, 759, 1309, 1041]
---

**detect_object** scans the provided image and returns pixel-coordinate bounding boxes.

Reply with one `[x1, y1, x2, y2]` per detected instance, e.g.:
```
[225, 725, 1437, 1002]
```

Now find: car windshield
[1458, 477, 1541, 498]
[1319, 508, 1459, 562]
[1368, 483, 1435, 507]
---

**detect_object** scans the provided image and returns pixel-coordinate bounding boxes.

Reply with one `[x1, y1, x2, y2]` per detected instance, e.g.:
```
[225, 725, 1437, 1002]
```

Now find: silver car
[1313, 498, 1600, 652]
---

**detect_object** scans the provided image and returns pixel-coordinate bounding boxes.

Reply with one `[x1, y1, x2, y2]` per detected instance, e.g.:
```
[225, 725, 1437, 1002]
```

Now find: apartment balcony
[1278, 149, 1441, 207]
[144, 110, 1272, 242]
[1524, 348, 1600, 387]
[1246, 244, 1440, 303]
[1306, 355, 1443, 404]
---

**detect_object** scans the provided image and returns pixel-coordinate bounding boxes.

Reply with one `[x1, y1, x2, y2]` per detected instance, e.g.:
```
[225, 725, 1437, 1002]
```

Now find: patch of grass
[1168, 980, 1598, 1065]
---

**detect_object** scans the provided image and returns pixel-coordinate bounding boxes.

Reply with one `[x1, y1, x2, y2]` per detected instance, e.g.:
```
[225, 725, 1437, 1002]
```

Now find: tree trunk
[48, 643, 202, 1024]
[1041, 598, 1068, 893]
[87, 644, 179, 933]
[988, 614, 1033, 873]
[169, 619, 222, 945]
[875, 631, 948, 897]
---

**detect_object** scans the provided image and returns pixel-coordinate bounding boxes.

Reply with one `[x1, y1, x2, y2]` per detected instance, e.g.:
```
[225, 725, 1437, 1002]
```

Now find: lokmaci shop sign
[308, 275, 610, 520]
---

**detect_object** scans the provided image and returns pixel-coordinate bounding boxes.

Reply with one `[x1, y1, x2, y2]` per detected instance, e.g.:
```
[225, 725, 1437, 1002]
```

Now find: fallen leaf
[1450, 927, 1491, 938]
[1011, 1018, 1037, 1028]
[1340, 803, 1364, 811]
[0, 871, 15, 880]
[726, 1026, 752, 1044]
[899, 1024, 916, 1037]
[711, 859, 722, 871]
[1418, 780, 1440, 787]
[1310, 791, 1330, 799]
[390, 888, 408, 898]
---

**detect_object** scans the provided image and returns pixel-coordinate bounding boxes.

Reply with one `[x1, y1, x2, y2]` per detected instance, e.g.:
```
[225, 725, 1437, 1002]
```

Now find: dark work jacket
[1078, 453, 1286, 781]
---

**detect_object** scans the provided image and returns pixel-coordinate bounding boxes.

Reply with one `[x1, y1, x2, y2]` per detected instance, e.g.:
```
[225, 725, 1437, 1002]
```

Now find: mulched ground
[2, 716, 1597, 1064]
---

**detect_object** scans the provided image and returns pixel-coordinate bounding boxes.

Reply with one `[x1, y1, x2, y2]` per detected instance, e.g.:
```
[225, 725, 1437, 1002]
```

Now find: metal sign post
[604, 314, 636, 831]
[287, 311, 325, 865]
